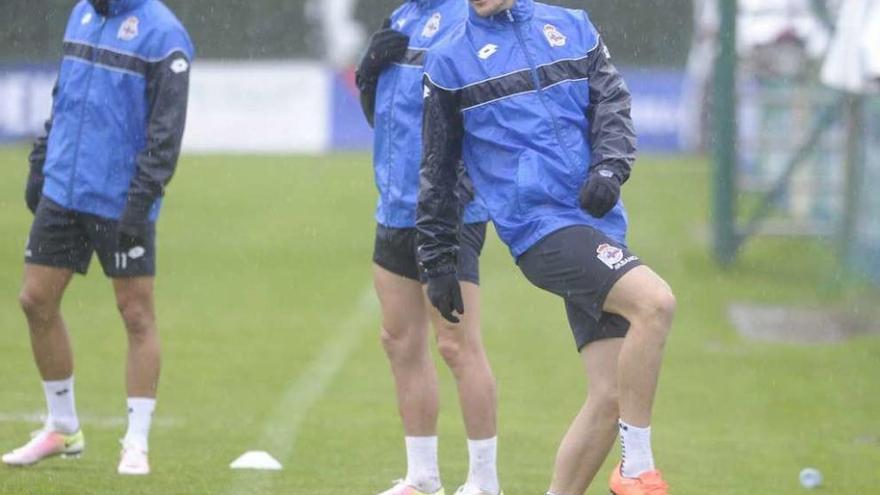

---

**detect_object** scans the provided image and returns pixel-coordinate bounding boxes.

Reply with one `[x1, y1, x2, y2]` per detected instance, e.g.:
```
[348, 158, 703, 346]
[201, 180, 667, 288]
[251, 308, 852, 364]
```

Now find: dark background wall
[1, 0, 693, 66]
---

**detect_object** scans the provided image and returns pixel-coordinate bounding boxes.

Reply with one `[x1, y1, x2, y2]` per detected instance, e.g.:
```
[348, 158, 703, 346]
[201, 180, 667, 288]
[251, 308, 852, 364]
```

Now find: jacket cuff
[423, 262, 457, 279]
[119, 195, 154, 231]
[592, 162, 628, 184]
[356, 69, 379, 91]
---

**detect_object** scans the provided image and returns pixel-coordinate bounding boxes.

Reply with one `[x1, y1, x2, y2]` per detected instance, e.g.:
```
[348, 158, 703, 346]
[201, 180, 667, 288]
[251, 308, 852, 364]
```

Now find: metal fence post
[712, 0, 738, 265]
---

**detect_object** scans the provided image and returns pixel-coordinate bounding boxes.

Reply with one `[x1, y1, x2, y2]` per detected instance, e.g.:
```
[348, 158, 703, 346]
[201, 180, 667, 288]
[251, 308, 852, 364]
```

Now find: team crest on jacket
[422, 13, 442, 38]
[81, 12, 93, 25]
[543, 24, 566, 47]
[118, 16, 139, 41]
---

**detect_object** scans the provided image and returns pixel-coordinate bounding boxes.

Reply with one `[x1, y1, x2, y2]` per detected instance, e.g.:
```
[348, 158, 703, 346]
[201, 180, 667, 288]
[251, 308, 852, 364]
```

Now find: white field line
[222, 286, 378, 494]
[0, 412, 181, 429]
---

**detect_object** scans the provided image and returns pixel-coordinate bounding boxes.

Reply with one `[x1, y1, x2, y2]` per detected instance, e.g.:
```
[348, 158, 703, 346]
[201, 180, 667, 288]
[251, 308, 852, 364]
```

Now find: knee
[587, 386, 620, 425]
[436, 336, 466, 370]
[436, 329, 485, 374]
[19, 289, 57, 324]
[632, 286, 677, 331]
[380, 325, 422, 362]
[117, 298, 154, 337]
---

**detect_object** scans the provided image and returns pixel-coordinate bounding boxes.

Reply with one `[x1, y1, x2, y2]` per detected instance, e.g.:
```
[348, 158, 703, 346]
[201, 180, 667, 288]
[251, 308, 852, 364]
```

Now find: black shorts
[373, 222, 486, 285]
[25, 197, 156, 278]
[517, 225, 642, 351]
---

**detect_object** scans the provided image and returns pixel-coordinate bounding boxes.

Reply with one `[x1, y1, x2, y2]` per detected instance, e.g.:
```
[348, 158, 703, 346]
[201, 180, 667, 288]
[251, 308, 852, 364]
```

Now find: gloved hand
[25, 171, 44, 214]
[425, 267, 464, 324]
[579, 168, 621, 218]
[356, 19, 409, 83]
[116, 223, 148, 255]
[88, 0, 110, 16]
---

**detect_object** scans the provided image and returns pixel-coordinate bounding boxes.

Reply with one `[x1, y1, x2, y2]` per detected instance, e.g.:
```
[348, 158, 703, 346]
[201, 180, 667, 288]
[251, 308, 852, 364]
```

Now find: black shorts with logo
[373, 222, 487, 285]
[517, 225, 642, 351]
[25, 197, 156, 278]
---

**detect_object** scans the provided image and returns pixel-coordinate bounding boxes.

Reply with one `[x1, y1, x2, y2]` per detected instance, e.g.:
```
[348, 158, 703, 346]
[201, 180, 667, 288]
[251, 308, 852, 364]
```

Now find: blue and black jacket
[357, 0, 488, 229]
[417, 0, 636, 269]
[29, 0, 194, 228]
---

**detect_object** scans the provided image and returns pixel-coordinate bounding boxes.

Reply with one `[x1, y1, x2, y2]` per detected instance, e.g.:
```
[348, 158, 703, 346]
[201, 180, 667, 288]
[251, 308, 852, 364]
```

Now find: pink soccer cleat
[2, 429, 85, 466]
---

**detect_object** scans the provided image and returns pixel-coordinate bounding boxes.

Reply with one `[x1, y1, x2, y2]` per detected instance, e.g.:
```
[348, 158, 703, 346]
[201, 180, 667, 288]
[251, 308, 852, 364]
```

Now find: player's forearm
[122, 52, 190, 227]
[416, 149, 463, 272]
[28, 81, 58, 175]
[416, 77, 465, 272]
[586, 39, 636, 184]
[356, 73, 379, 127]
[28, 119, 52, 176]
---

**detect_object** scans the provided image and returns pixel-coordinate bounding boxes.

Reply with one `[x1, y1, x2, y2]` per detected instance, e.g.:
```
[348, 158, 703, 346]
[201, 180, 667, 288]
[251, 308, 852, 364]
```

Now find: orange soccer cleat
[609, 462, 669, 495]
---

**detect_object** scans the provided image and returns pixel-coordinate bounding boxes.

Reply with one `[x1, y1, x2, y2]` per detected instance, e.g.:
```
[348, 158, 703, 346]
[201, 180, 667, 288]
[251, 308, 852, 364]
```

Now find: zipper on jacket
[383, 10, 413, 215]
[67, 16, 107, 206]
[507, 10, 577, 171]
[383, 64, 403, 212]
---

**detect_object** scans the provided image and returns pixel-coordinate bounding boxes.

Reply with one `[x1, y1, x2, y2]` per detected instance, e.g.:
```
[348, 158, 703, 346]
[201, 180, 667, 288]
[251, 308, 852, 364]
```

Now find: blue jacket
[33, 0, 194, 225]
[359, 0, 488, 228]
[417, 0, 636, 265]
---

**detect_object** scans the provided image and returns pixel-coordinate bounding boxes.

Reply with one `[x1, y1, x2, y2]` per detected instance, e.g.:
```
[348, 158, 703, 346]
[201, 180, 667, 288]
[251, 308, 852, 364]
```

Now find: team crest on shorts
[543, 24, 566, 47]
[597, 243, 639, 270]
[118, 16, 139, 41]
[596, 244, 624, 269]
[422, 13, 442, 38]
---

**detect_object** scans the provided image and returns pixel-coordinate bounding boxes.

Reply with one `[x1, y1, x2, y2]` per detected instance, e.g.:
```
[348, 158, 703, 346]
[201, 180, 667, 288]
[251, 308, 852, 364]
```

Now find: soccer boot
[376, 479, 446, 495]
[1, 429, 85, 466]
[609, 462, 670, 495]
[117, 440, 150, 475]
[454, 485, 504, 495]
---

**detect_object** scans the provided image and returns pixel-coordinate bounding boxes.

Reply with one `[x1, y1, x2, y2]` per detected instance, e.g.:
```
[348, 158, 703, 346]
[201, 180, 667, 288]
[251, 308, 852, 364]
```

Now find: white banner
[184, 61, 331, 153]
[0, 70, 54, 141]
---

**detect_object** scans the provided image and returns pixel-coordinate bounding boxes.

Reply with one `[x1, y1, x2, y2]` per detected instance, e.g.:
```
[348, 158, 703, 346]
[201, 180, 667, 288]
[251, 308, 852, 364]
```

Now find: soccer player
[2, 0, 193, 476]
[355, 1, 501, 494]
[417, 1, 676, 494]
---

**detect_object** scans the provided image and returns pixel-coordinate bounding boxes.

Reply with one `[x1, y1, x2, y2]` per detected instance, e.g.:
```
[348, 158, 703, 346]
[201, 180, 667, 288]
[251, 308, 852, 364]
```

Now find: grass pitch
[0, 147, 877, 494]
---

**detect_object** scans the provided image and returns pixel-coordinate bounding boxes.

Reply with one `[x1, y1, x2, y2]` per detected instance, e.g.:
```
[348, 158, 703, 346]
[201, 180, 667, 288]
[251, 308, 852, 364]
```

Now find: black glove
[116, 222, 148, 255]
[425, 266, 464, 324]
[25, 171, 44, 214]
[579, 168, 621, 218]
[88, 0, 110, 16]
[356, 19, 409, 84]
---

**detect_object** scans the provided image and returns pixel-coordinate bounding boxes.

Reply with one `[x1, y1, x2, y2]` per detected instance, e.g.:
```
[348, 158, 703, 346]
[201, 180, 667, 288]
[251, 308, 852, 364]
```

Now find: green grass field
[0, 147, 877, 494]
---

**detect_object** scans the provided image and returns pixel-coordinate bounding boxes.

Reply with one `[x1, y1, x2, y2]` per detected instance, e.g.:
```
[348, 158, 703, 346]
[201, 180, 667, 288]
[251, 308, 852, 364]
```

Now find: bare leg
[603, 266, 675, 427]
[427, 281, 496, 440]
[374, 264, 438, 436]
[113, 277, 159, 398]
[19, 264, 75, 381]
[548, 338, 623, 495]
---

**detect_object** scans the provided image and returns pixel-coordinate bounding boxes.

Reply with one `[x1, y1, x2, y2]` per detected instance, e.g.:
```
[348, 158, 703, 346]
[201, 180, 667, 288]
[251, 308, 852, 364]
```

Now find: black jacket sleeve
[356, 72, 379, 128]
[120, 51, 191, 230]
[28, 81, 59, 176]
[586, 39, 636, 183]
[416, 75, 464, 274]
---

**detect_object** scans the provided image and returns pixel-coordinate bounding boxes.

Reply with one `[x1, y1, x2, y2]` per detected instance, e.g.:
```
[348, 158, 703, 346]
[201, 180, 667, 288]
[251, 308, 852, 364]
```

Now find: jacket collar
[107, 0, 148, 17]
[468, 0, 534, 29]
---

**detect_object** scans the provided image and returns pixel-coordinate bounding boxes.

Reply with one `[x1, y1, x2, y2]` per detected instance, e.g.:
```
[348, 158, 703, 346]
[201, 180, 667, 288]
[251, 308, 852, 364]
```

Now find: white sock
[619, 420, 655, 478]
[465, 437, 500, 495]
[404, 436, 441, 492]
[123, 397, 156, 452]
[42, 377, 79, 434]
